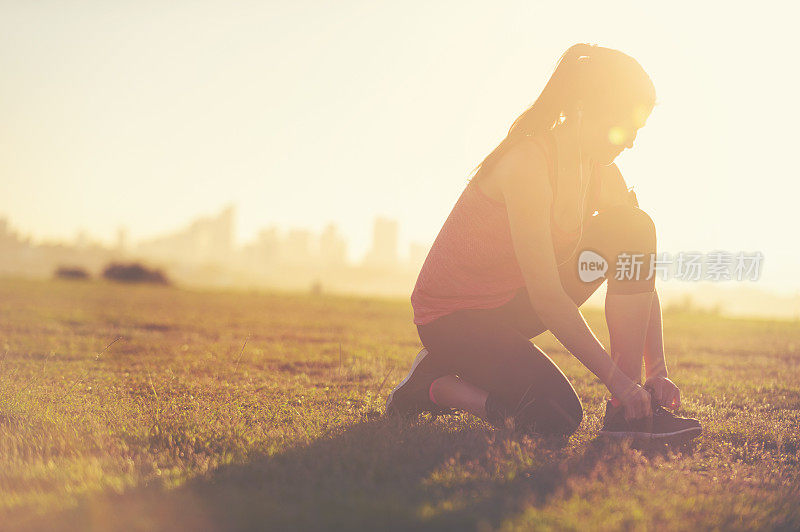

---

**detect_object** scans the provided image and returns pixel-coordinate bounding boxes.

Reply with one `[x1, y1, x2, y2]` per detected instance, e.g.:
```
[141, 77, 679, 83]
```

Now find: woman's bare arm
[495, 141, 643, 403]
[594, 162, 638, 210]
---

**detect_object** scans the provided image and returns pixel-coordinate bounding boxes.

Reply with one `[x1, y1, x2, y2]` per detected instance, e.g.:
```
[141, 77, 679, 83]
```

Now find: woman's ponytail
[467, 43, 597, 183]
[508, 43, 595, 137]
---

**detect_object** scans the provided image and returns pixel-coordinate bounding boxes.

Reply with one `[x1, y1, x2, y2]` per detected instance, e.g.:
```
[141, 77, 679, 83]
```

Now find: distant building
[319, 222, 348, 266]
[241, 225, 281, 269]
[363, 216, 399, 268]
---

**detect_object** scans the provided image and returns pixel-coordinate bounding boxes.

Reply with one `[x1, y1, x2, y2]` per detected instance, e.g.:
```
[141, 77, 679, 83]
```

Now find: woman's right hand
[617, 382, 653, 420]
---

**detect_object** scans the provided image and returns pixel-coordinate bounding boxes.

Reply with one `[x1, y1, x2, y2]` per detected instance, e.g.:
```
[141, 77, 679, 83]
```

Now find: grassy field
[1, 276, 799, 531]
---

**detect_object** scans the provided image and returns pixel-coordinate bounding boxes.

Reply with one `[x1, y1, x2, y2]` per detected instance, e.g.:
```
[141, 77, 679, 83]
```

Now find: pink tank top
[411, 133, 602, 326]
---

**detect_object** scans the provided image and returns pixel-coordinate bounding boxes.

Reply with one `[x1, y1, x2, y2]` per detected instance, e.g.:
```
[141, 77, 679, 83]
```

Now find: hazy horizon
[2, 1, 798, 294]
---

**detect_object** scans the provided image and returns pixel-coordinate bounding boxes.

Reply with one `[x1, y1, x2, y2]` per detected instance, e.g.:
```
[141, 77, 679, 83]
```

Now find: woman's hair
[467, 43, 656, 183]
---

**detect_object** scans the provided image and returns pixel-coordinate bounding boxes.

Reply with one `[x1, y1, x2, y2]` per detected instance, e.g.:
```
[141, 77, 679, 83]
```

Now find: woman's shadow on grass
[16, 414, 696, 531]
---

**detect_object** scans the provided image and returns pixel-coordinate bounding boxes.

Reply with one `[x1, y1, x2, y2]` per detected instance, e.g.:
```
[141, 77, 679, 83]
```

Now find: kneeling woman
[386, 43, 701, 442]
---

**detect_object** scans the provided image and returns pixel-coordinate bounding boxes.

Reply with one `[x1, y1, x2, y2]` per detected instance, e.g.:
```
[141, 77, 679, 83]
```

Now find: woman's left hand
[643, 375, 681, 409]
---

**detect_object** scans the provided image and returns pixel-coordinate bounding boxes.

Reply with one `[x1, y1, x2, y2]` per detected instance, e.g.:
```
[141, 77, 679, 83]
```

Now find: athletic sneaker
[599, 389, 702, 443]
[385, 347, 455, 419]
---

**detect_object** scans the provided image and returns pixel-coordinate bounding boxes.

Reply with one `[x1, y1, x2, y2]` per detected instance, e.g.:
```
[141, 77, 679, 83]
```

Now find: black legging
[415, 204, 657, 435]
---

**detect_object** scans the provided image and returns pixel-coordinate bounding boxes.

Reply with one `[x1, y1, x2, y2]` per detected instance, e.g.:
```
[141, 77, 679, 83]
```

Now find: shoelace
[640, 383, 673, 416]
[647, 390, 676, 418]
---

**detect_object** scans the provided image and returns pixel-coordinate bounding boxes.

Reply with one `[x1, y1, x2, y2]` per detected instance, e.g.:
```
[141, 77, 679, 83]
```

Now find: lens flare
[608, 126, 628, 146]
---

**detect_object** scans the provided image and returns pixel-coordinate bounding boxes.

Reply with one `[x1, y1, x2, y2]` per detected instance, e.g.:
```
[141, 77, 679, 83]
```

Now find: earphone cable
[556, 114, 590, 268]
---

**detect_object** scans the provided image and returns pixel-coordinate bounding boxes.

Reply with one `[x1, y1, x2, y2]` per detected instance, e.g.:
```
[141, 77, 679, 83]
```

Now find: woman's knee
[628, 206, 656, 249]
[539, 390, 583, 435]
[509, 363, 584, 435]
[584, 205, 657, 295]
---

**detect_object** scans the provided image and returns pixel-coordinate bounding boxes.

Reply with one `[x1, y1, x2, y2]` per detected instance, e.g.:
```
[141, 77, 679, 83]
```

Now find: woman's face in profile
[582, 104, 650, 164]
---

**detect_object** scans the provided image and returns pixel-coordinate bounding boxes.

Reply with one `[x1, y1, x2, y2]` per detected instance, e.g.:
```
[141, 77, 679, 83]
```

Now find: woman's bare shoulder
[494, 137, 551, 196]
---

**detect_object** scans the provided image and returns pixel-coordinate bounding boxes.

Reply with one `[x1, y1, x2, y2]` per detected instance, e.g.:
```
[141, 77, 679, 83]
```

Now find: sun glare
[608, 126, 628, 145]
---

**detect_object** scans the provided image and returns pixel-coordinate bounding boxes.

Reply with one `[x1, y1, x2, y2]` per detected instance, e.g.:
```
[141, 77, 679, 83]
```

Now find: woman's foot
[385, 348, 455, 418]
[599, 390, 702, 444]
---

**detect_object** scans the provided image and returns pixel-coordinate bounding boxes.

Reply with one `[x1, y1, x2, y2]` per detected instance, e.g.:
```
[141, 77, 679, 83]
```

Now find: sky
[1, 1, 798, 293]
